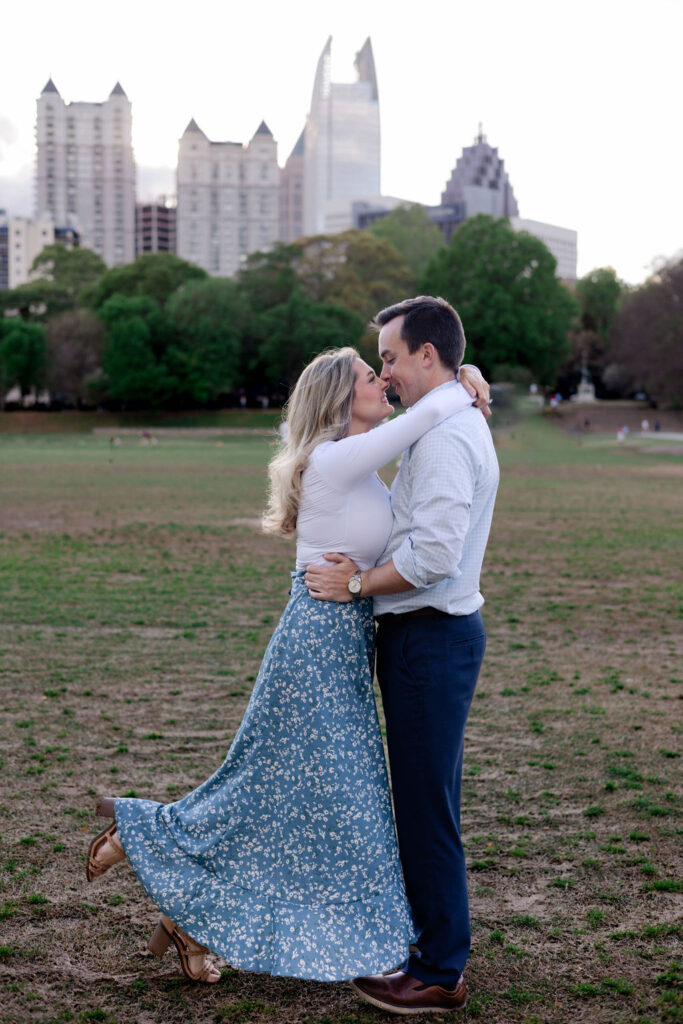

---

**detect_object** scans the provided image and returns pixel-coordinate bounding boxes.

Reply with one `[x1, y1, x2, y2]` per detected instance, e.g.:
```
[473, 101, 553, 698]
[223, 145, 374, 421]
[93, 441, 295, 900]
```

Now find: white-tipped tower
[303, 36, 380, 236]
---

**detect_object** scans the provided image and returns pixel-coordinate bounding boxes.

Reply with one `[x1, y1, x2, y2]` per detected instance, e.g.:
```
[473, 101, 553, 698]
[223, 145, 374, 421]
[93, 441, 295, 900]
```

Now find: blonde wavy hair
[262, 347, 359, 536]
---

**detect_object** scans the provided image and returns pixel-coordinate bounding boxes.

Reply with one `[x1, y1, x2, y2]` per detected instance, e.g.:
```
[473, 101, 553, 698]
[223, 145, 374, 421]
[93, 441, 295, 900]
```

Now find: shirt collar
[407, 378, 460, 413]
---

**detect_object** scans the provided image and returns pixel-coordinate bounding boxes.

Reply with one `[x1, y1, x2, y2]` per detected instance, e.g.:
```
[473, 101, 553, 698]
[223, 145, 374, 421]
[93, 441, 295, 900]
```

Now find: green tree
[239, 243, 303, 311]
[98, 295, 176, 407]
[368, 204, 444, 279]
[45, 308, 106, 406]
[31, 244, 107, 299]
[297, 229, 415, 325]
[0, 320, 47, 405]
[563, 267, 626, 394]
[610, 257, 683, 406]
[256, 292, 364, 387]
[295, 229, 415, 365]
[237, 244, 307, 392]
[240, 231, 414, 371]
[166, 278, 248, 403]
[575, 267, 624, 342]
[422, 215, 578, 384]
[0, 245, 107, 320]
[88, 253, 207, 311]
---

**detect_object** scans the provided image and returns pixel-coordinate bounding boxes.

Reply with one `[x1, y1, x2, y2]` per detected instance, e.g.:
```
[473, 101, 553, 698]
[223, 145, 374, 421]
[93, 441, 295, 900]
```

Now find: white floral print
[115, 573, 415, 981]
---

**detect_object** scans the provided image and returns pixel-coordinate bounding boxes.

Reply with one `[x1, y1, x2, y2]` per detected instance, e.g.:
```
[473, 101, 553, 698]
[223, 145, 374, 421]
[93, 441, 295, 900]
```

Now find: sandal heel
[148, 920, 172, 958]
[86, 821, 124, 882]
[96, 797, 116, 818]
[149, 916, 219, 983]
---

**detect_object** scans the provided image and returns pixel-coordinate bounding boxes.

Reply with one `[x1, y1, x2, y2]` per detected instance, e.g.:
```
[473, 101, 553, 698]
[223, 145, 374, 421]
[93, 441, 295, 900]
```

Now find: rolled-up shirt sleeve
[390, 428, 476, 588]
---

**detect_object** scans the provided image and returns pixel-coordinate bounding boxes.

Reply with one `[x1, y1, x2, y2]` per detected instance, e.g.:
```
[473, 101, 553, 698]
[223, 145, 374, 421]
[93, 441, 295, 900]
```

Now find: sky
[1, 0, 681, 285]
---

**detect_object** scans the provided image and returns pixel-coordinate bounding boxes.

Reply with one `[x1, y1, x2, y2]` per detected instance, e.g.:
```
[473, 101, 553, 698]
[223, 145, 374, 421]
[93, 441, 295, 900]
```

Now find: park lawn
[0, 415, 680, 1024]
[0, 408, 285, 434]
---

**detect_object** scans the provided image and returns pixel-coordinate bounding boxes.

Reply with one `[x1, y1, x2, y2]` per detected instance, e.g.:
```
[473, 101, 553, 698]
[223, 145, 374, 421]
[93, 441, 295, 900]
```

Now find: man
[305, 296, 499, 1015]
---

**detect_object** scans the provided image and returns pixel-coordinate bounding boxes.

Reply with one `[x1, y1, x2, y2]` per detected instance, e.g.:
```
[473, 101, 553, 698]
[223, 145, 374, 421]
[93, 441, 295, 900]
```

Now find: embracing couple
[86, 295, 499, 1015]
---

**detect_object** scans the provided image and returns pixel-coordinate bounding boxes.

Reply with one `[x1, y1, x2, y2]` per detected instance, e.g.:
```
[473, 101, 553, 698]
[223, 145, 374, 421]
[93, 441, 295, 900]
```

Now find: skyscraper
[135, 200, 176, 256]
[510, 217, 577, 281]
[176, 119, 279, 277]
[303, 37, 381, 236]
[441, 127, 519, 219]
[279, 130, 305, 244]
[35, 79, 136, 266]
[1, 215, 54, 288]
[0, 213, 9, 290]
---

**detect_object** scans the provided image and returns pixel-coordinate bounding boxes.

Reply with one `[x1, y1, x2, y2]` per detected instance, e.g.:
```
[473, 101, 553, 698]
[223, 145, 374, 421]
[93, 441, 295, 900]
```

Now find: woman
[86, 348, 488, 984]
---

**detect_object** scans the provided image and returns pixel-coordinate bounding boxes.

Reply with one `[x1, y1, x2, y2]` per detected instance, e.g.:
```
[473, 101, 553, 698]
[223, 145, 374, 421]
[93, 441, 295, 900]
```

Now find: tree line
[0, 207, 679, 409]
[562, 261, 683, 406]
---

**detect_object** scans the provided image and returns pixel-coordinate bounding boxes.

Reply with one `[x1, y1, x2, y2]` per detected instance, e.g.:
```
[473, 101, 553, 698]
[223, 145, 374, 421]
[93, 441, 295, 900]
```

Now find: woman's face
[348, 358, 393, 435]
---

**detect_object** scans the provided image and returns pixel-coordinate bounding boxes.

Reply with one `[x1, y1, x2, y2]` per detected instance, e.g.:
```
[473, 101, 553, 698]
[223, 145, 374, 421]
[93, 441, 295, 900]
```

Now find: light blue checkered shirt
[373, 380, 499, 617]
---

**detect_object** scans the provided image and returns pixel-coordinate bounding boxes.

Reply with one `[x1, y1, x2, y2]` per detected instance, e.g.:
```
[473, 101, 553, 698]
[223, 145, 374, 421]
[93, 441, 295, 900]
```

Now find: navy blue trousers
[376, 609, 486, 987]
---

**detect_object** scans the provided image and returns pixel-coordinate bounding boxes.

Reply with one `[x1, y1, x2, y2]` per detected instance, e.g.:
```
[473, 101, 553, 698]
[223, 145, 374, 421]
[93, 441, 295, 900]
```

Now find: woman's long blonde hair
[262, 347, 359, 536]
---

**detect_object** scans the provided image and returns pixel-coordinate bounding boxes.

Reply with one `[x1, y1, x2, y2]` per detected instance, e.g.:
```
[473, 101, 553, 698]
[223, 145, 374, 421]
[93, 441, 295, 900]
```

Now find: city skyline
[1, 0, 681, 284]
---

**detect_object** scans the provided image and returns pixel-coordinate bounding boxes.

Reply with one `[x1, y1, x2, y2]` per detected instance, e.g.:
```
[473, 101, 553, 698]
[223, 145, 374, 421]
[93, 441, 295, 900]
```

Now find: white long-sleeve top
[374, 380, 499, 616]
[295, 383, 474, 570]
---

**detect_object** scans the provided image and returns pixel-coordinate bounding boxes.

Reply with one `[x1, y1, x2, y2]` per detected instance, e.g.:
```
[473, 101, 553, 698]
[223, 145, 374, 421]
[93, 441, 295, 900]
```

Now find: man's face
[378, 315, 425, 407]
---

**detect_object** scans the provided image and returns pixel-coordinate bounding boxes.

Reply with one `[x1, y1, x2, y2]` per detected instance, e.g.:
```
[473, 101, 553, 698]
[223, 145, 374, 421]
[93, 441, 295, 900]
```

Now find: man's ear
[421, 343, 437, 368]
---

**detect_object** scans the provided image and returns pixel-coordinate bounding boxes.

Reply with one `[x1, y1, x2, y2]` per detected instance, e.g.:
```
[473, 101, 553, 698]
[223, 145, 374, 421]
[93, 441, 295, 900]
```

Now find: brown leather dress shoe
[351, 969, 467, 1015]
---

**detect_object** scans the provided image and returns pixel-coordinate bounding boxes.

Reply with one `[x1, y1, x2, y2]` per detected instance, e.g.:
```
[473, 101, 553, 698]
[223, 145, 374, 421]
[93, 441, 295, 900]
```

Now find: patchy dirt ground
[0, 421, 680, 1024]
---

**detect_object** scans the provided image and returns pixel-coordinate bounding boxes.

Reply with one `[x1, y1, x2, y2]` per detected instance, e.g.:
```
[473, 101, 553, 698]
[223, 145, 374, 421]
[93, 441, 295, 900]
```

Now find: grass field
[0, 408, 284, 435]
[0, 412, 680, 1024]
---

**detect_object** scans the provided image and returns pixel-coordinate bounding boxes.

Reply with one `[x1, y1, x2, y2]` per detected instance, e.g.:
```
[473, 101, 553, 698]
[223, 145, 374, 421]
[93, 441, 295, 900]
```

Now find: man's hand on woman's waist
[305, 553, 415, 602]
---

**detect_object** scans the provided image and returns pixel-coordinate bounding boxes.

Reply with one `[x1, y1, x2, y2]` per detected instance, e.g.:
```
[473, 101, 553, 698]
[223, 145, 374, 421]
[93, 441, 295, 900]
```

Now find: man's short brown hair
[372, 296, 466, 371]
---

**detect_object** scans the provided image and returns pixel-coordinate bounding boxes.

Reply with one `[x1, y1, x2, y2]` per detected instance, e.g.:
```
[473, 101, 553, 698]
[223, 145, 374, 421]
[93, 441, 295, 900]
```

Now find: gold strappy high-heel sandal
[148, 915, 220, 983]
[86, 797, 126, 882]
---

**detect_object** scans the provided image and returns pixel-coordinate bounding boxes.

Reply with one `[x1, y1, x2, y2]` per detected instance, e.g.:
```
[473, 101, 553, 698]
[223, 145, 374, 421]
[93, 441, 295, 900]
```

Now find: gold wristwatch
[347, 572, 363, 596]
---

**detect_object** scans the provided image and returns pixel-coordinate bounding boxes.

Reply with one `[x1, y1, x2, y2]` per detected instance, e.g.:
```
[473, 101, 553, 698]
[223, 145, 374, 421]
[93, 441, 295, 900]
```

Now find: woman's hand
[459, 364, 492, 419]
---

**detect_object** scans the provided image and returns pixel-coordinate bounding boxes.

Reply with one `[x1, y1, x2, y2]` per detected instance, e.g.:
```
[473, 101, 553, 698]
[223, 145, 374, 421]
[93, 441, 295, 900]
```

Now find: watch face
[348, 576, 361, 594]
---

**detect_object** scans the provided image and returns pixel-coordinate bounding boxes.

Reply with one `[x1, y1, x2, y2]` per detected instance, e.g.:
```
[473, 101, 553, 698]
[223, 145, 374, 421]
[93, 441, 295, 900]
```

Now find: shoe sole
[350, 980, 466, 1016]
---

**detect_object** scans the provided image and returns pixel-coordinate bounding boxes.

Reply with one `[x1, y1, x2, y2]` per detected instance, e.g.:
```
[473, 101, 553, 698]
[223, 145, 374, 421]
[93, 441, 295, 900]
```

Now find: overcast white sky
[1, 0, 680, 284]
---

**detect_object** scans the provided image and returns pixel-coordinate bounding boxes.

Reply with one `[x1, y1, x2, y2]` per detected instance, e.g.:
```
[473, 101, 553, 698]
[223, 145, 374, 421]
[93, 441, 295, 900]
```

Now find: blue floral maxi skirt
[114, 574, 415, 981]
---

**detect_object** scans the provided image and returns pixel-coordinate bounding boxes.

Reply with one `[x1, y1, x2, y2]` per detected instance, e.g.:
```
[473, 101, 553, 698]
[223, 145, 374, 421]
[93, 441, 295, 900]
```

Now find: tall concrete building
[441, 128, 577, 279]
[35, 79, 136, 266]
[0, 212, 9, 290]
[303, 37, 381, 236]
[354, 200, 467, 245]
[442, 127, 519, 219]
[279, 130, 305, 244]
[135, 199, 176, 256]
[0, 210, 79, 290]
[510, 217, 577, 282]
[2, 215, 54, 288]
[176, 118, 279, 277]
[355, 126, 577, 281]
